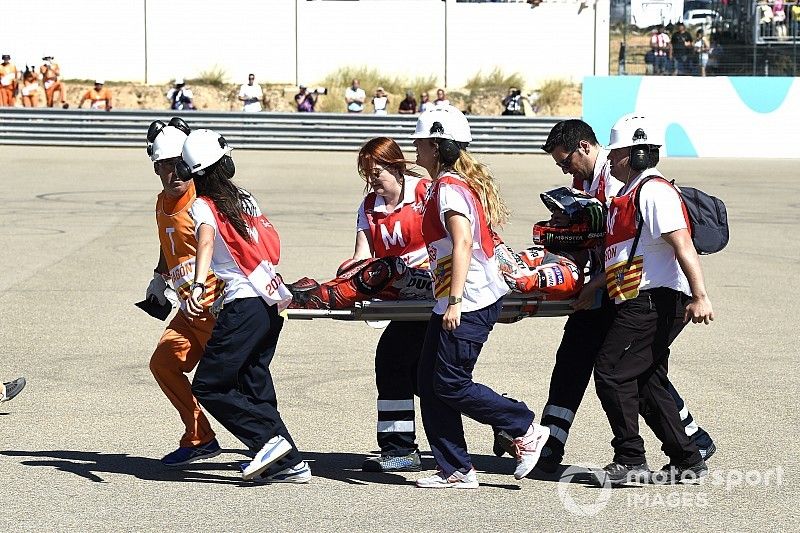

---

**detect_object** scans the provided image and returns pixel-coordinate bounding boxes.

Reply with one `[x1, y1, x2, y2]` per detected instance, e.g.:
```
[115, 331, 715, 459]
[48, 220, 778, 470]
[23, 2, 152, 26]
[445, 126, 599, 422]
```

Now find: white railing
[0, 108, 565, 154]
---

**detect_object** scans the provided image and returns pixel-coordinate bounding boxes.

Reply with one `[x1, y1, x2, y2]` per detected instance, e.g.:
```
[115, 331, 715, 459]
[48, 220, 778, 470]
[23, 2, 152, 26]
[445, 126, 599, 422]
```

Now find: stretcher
[284, 293, 576, 322]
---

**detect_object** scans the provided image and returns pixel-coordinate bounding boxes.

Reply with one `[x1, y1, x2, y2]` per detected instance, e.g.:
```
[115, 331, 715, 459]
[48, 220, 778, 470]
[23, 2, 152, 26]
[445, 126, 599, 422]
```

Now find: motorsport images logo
[556, 465, 612, 517]
[556, 465, 785, 516]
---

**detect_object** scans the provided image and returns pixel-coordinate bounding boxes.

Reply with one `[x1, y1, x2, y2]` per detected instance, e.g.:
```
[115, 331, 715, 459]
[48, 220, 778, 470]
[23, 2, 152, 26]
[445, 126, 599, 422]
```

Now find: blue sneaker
[241, 436, 293, 480]
[161, 438, 221, 467]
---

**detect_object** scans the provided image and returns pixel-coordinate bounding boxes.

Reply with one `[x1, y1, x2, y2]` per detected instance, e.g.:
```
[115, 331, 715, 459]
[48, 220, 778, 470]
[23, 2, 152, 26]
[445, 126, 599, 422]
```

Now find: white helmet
[147, 127, 188, 162]
[180, 129, 231, 176]
[411, 104, 472, 143]
[606, 113, 662, 150]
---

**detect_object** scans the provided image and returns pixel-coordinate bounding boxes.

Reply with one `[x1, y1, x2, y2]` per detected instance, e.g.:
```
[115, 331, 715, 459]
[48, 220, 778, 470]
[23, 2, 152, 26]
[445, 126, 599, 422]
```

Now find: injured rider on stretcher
[286, 187, 605, 310]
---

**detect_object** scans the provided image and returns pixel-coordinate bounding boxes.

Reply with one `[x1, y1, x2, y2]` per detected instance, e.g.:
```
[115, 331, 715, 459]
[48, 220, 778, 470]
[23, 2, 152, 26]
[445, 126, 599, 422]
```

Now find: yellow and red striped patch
[606, 256, 643, 301]
[432, 255, 453, 299]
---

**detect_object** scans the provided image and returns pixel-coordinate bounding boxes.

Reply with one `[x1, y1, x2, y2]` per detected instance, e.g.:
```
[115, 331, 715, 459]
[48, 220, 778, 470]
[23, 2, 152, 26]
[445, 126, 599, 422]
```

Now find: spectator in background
[0, 54, 19, 107]
[398, 90, 417, 114]
[294, 85, 317, 112]
[694, 29, 710, 77]
[20, 66, 39, 107]
[167, 77, 195, 111]
[372, 86, 389, 115]
[650, 26, 669, 75]
[501, 86, 526, 116]
[419, 92, 434, 113]
[671, 23, 693, 75]
[238, 74, 263, 112]
[434, 88, 449, 107]
[345, 78, 366, 113]
[644, 48, 655, 75]
[40, 56, 67, 108]
[773, 0, 788, 39]
[707, 34, 723, 76]
[78, 80, 112, 111]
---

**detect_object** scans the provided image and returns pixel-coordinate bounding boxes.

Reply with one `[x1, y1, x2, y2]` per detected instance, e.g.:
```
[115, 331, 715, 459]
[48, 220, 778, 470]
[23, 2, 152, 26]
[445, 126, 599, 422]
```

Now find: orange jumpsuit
[40, 62, 65, 107]
[0, 62, 18, 107]
[150, 181, 223, 448]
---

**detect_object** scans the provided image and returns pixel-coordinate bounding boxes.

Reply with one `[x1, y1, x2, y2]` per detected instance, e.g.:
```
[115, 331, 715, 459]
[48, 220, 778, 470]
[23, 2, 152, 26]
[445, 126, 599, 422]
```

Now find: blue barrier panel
[582, 76, 800, 158]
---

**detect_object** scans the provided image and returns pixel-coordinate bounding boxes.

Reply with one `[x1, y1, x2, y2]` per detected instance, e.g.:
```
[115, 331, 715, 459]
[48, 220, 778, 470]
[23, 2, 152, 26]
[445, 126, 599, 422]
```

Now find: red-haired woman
[353, 137, 432, 473]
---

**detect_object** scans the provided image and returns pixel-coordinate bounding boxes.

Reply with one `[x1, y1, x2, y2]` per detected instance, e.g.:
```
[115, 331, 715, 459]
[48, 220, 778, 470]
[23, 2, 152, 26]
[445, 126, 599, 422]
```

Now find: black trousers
[541, 297, 616, 458]
[593, 288, 701, 467]
[375, 320, 427, 455]
[192, 297, 301, 475]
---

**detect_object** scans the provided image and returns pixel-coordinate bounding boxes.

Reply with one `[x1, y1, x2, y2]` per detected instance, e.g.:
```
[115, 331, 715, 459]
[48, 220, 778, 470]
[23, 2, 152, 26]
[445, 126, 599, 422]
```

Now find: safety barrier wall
[0, 108, 564, 154]
[582, 76, 800, 158]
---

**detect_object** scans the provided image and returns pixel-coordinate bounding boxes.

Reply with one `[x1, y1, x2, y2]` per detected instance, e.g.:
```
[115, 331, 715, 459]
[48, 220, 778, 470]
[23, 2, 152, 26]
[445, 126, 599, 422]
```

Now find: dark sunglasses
[556, 148, 579, 170]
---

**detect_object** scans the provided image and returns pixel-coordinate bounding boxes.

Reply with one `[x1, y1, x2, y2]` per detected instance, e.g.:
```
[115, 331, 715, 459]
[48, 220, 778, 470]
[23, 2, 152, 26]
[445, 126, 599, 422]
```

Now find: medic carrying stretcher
[283, 187, 606, 323]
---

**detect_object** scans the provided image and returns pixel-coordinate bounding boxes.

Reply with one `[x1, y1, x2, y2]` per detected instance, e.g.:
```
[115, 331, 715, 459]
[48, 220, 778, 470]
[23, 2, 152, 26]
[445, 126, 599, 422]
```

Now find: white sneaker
[254, 460, 312, 484]
[242, 436, 293, 480]
[416, 468, 479, 489]
[513, 423, 550, 480]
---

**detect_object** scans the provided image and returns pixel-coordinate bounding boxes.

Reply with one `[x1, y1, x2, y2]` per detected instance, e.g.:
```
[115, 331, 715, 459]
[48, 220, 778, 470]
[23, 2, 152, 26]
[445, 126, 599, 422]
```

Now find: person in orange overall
[144, 117, 223, 466]
[0, 54, 19, 107]
[20, 66, 39, 107]
[77, 79, 112, 111]
[39, 56, 67, 108]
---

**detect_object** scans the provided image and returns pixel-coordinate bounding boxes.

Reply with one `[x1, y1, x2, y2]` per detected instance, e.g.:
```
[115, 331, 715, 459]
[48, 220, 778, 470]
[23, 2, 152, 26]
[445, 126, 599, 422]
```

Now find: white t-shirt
[189, 196, 260, 303]
[434, 99, 450, 107]
[238, 83, 263, 112]
[618, 173, 691, 296]
[345, 87, 366, 112]
[419, 101, 435, 113]
[428, 177, 509, 314]
[372, 95, 388, 114]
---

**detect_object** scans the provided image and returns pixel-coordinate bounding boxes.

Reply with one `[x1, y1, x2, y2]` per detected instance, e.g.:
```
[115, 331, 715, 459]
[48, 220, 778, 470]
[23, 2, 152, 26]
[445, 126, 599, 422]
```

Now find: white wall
[2, 0, 609, 88]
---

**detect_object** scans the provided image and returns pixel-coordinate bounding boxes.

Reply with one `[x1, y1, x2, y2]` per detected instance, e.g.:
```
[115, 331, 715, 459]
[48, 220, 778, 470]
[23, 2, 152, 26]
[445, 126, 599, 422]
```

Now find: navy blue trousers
[192, 297, 301, 476]
[418, 298, 534, 477]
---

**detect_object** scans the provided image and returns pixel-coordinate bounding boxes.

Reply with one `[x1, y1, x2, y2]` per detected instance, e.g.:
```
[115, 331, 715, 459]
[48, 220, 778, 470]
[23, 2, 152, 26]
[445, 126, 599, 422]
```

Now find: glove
[146, 272, 169, 306]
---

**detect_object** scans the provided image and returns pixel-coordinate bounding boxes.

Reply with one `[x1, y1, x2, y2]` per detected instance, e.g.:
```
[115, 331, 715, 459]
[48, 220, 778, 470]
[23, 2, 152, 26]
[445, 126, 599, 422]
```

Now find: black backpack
[626, 175, 729, 270]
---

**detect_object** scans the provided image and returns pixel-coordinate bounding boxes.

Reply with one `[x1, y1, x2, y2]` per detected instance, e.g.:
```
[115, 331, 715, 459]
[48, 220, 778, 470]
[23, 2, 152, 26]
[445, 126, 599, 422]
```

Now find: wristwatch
[190, 282, 205, 296]
[447, 295, 463, 306]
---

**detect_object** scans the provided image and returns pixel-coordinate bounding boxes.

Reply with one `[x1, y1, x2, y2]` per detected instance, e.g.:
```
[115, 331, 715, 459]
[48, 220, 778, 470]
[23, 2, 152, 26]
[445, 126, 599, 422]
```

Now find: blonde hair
[439, 151, 510, 227]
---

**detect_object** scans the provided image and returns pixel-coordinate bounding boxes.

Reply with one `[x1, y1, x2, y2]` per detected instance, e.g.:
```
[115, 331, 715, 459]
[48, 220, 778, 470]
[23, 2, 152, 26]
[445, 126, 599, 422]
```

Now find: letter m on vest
[380, 221, 406, 249]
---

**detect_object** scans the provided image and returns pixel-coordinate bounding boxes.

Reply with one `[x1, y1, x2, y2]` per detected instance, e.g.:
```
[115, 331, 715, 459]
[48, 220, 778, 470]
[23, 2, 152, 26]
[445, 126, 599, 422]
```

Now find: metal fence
[0, 108, 563, 154]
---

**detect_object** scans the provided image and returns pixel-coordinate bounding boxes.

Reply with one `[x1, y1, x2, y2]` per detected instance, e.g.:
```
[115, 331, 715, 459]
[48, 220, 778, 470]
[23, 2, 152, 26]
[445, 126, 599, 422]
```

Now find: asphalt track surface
[0, 146, 797, 532]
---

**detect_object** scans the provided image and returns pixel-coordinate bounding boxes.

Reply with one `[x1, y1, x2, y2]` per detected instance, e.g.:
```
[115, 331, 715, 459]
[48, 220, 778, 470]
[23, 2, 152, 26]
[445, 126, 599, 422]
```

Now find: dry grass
[189, 65, 228, 88]
[534, 78, 574, 115]
[464, 68, 525, 92]
[316, 66, 439, 113]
